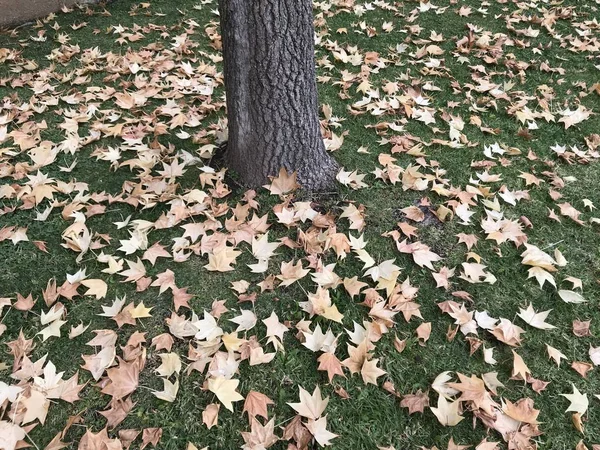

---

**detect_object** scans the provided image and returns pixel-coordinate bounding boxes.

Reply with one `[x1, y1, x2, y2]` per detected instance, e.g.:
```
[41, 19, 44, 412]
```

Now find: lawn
[1, 0, 600, 449]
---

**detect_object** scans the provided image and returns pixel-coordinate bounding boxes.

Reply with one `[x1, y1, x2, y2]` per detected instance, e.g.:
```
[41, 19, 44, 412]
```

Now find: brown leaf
[172, 286, 193, 312]
[99, 397, 136, 428]
[400, 390, 429, 414]
[243, 391, 274, 421]
[101, 359, 140, 400]
[526, 376, 550, 394]
[573, 319, 592, 337]
[502, 398, 540, 424]
[265, 168, 300, 195]
[448, 373, 498, 415]
[241, 417, 279, 449]
[283, 415, 312, 449]
[14, 293, 35, 311]
[42, 278, 59, 307]
[572, 361, 594, 378]
[401, 205, 425, 222]
[512, 350, 531, 381]
[317, 352, 345, 382]
[118, 429, 140, 450]
[78, 428, 120, 450]
[393, 334, 407, 353]
[334, 386, 350, 399]
[361, 358, 386, 385]
[202, 403, 220, 429]
[416, 322, 432, 345]
[151, 333, 174, 352]
[44, 433, 69, 450]
[141, 428, 163, 449]
[573, 415, 585, 435]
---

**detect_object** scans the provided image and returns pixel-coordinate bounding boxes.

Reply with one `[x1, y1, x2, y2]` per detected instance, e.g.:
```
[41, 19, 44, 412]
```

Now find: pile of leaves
[1, 0, 600, 449]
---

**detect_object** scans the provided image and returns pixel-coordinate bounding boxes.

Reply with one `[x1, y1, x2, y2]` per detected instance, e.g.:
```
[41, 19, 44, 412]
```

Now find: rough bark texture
[219, 0, 338, 191]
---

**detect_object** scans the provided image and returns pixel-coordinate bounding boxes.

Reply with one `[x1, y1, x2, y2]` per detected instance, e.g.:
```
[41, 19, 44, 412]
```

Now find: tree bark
[218, 0, 338, 191]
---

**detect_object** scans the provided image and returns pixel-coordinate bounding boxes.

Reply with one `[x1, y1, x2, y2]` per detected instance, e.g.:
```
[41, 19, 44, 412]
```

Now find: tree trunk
[218, 0, 338, 191]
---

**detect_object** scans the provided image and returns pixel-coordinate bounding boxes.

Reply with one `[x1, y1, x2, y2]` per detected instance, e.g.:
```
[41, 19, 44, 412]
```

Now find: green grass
[1, 0, 600, 449]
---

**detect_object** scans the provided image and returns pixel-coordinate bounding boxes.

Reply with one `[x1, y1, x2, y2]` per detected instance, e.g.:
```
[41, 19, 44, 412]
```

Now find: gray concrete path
[0, 0, 95, 28]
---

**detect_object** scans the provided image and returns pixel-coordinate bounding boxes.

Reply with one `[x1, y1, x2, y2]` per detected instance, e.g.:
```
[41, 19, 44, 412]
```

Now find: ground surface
[1, 1, 600, 449]
[0, 0, 98, 28]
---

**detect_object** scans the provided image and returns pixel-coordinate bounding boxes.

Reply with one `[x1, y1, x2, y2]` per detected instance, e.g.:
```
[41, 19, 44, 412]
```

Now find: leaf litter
[1, 0, 600, 449]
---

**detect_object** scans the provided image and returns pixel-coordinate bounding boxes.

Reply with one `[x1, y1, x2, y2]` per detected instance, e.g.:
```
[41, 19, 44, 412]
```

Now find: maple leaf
[287, 385, 329, 420]
[101, 359, 140, 400]
[208, 377, 244, 412]
[241, 417, 279, 449]
[300, 287, 344, 323]
[527, 266, 556, 288]
[561, 384, 588, 415]
[512, 351, 531, 381]
[517, 304, 555, 330]
[400, 390, 429, 414]
[262, 311, 288, 349]
[202, 403, 220, 429]
[130, 302, 153, 319]
[0, 421, 26, 450]
[546, 344, 567, 367]
[81, 279, 108, 299]
[69, 322, 89, 339]
[264, 168, 300, 195]
[306, 416, 338, 447]
[204, 246, 241, 272]
[558, 105, 592, 129]
[448, 373, 497, 415]
[336, 168, 367, 189]
[303, 325, 338, 353]
[53, 372, 85, 403]
[571, 361, 593, 378]
[229, 309, 257, 332]
[317, 352, 345, 382]
[243, 391, 274, 421]
[150, 269, 176, 294]
[343, 276, 368, 298]
[277, 260, 310, 287]
[22, 388, 50, 425]
[251, 232, 280, 261]
[141, 428, 163, 449]
[361, 358, 386, 385]
[431, 372, 460, 399]
[172, 287, 193, 312]
[44, 433, 69, 450]
[447, 437, 470, 450]
[590, 346, 600, 366]
[573, 319, 591, 337]
[558, 290, 586, 304]
[155, 353, 181, 377]
[151, 334, 174, 352]
[192, 311, 223, 340]
[502, 398, 540, 424]
[416, 322, 432, 344]
[0, 382, 22, 405]
[142, 242, 171, 265]
[14, 293, 35, 311]
[153, 378, 179, 402]
[100, 397, 135, 428]
[430, 395, 464, 426]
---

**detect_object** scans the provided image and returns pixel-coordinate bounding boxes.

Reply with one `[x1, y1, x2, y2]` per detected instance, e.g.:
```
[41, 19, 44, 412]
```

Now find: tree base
[221, 142, 339, 192]
[219, 0, 338, 193]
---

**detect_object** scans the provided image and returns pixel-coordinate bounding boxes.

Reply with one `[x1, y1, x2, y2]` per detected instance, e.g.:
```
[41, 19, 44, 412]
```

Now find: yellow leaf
[81, 279, 108, 299]
[130, 302, 153, 319]
[208, 377, 244, 412]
